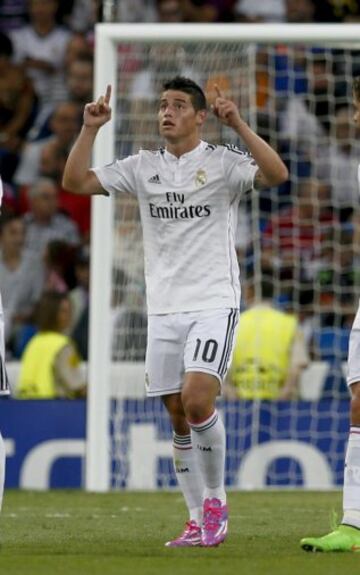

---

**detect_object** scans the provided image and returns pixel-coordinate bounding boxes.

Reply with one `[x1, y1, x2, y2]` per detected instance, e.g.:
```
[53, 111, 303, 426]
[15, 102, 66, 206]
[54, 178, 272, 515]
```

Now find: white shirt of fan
[93, 140, 258, 315]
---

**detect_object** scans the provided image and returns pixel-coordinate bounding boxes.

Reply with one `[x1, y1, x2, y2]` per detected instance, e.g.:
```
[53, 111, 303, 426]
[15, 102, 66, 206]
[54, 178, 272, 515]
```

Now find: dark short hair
[163, 76, 207, 111]
[353, 76, 360, 101]
[36, 291, 69, 332]
[0, 213, 22, 234]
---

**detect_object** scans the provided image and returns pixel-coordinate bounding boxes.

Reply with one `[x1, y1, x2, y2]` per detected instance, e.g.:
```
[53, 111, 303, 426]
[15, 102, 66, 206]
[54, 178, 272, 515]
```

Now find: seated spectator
[67, 53, 93, 108]
[43, 239, 76, 293]
[64, 32, 93, 71]
[0, 0, 28, 33]
[69, 245, 90, 359]
[315, 106, 360, 215]
[180, 0, 235, 22]
[23, 178, 80, 258]
[261, 178, 336, 285]
[129, 44, 199, 148]
[314, 1, 360, 22]
[39, 139, 91, 239]
[226, 276, 309, 400]
[279, 52, 345, 154]
[14, 101, 81, 187]
[69, 244, 89, 331]
[10, 0, 71, 124]
[235, 0, 285, 22]
[156, 0, 184, 22]
[0, 31, 36, 181]
[285, 0, 315, 22]
[17, 291, 86, 398]
[0, 213, 42, 353]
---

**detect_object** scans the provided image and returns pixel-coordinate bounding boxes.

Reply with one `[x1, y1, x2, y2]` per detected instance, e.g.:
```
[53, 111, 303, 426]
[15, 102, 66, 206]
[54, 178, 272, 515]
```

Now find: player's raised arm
[62, 85, 112, 196]
[212, 85, 288, 188]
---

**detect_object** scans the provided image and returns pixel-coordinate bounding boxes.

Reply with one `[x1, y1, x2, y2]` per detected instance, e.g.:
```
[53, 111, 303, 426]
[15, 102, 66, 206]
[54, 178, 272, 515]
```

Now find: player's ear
[196, 109, 207, 126]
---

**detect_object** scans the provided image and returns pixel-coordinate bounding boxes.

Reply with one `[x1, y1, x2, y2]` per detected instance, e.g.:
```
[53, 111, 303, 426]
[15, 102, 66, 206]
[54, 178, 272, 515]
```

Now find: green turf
[0, 490, 358, 575]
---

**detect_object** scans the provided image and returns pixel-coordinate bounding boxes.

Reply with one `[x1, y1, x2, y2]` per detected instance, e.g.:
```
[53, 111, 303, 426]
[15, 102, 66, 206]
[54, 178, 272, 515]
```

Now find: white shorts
[0, 312, 9, 395]
[145, 308, 239, 397]
[347, 306, 360, 387]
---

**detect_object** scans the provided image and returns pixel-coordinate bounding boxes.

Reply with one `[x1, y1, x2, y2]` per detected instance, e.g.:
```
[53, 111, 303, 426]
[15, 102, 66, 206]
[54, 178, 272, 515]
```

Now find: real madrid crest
[195, 169, 207, 188]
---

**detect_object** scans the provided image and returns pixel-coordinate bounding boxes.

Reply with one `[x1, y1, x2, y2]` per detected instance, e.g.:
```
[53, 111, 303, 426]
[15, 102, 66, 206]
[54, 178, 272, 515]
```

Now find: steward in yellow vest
[17, 292, 85, 399]
[229, 304, 297, 399]
[228, 277, 308, 400]
[18, 332, 73, 398]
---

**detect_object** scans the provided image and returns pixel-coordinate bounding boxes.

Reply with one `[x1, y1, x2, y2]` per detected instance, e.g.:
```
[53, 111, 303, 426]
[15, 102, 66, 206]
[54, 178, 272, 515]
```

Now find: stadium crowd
[0, 0, 360, 398]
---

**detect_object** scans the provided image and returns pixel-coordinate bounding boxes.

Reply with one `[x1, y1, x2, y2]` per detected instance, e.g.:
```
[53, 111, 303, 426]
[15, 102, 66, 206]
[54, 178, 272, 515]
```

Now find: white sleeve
[91, 154, 139, 197]
[10, 29, 25, 64]
[222, 145, 258, 197]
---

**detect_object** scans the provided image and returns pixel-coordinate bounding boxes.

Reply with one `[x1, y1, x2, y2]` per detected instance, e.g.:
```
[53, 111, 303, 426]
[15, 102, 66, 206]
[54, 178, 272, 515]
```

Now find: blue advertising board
[0, 399, 350, 489]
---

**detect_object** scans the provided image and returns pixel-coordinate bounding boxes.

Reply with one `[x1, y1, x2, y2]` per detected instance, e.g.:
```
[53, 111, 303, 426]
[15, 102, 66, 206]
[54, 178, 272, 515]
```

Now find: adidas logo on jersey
[148, 174, 161, 184]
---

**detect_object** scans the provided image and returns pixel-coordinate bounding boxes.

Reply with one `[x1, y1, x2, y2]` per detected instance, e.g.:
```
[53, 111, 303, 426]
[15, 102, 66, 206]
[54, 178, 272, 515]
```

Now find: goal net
[88, 24, 360, 491]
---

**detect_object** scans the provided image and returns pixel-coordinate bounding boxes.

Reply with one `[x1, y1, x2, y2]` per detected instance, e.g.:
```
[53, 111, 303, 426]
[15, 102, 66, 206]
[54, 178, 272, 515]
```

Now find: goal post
[87, 23, 360, 491]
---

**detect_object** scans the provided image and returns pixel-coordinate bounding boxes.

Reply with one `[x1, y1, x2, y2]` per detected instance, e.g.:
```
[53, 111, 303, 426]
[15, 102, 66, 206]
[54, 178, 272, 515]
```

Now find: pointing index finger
[104, 84, 112, 105]
[214, 84, 223, 99]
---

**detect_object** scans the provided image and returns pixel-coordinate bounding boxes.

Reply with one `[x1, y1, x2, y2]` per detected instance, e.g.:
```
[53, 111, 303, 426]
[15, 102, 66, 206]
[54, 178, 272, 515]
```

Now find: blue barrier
[0, 399, 350, 489]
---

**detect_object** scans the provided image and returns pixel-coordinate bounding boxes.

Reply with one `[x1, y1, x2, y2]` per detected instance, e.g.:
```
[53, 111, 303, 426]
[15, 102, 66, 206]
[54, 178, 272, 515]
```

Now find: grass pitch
[0, 490, 357, 575]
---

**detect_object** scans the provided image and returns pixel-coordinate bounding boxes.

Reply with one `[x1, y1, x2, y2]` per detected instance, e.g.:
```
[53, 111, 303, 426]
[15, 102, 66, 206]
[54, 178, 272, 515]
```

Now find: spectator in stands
[111, 197, 147, 361]
[0, 31, 36, 182]
[226, 276, 309, 400]
[70, 244, 90, 360]
[23, 178, 80, 258]
[17, 291, 86, 398]
[64, 32, 93, 70]
[313, 1, 360, 23]
[43, 239, 76, 294]
[156, 0, 184, 21]
[67, 54, 94, 108]
[62, 0, 98, 33]
[129, 44, 198, 148]
[279, 52, 345, 153]
[37, 137, 91, 239]
[14, 101, 81, 187]
[235, 0, 285, 22]
[261, 177, 335, 286]
[0, 0, 28, 33]
[114, 0, 157, 22]
[10, 0, 71, 128]
[285, 0, 315, 22]
[315, 106, 360, 217]
[0, 213, 42, 353]
[179, 0, 235, 22]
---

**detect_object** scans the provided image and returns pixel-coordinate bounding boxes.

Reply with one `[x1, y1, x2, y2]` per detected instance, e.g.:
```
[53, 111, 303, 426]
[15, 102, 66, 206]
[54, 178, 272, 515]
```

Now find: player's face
[158, 90, 206, 141]
[353, 94, 360, 129]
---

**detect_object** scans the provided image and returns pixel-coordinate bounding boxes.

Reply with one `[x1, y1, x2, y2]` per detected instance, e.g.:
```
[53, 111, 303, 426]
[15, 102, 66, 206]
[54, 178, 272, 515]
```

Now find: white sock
[342, 426, 360, 529]
[173, 434, 204, 525]
[189, 410, 226, 504]
[0, 432, 5, 511]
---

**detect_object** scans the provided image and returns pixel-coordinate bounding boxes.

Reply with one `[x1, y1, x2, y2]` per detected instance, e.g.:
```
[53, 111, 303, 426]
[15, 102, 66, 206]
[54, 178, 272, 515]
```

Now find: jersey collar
[163, 140, 207, 162]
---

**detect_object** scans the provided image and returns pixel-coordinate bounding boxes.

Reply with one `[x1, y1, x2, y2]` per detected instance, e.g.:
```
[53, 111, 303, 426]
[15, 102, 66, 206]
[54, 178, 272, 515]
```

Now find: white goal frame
[87, 23, 360, 492]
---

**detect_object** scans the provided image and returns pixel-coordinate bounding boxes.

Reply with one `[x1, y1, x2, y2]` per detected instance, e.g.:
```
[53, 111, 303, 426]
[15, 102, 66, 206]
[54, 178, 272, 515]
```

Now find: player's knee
[350, 382, 360, 424]
[181, 393, 211, 423]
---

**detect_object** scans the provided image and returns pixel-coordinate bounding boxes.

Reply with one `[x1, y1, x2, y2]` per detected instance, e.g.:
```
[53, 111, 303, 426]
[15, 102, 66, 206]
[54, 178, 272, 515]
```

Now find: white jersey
[93, 140, 258, 314]
[0, 176, 3, 316]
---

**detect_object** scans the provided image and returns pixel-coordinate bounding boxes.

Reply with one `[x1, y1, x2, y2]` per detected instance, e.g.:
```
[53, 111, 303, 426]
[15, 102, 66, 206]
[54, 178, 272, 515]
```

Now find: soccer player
[62, 76, 288, 547]
[300, 77, 360, 553]
[0, 175, 10, 511]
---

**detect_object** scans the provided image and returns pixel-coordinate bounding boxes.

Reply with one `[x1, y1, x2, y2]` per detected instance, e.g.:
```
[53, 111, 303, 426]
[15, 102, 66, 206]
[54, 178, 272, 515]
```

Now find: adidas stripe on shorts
[145, 308, 239, 397]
